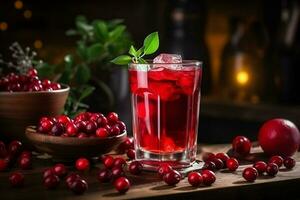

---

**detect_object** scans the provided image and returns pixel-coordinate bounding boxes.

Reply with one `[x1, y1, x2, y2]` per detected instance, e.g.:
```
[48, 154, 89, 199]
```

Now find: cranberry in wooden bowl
[25, 112, 127, 160]
[0, 70, 69, 146]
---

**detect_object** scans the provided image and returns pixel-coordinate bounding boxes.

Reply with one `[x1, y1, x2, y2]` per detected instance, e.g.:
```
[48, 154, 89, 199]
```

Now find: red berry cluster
[97, 155, 141, 193]
[37, 112, 126, 138]
[202, 152, 239, 172]
[0, 68, 61, 92]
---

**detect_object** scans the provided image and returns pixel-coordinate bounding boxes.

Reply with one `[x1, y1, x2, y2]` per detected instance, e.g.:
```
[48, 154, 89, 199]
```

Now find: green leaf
[78, 85, 95, 101]
[143, 32, 159, 55]
[138, 57, 147, 64]
[93, 21, 108, 41]
[75, 64, 91, 84]
[76, 41, 87, 60]
[111, 55, 132, 65]
[129, 45, 137, 57]
[136, 47, 144, 57]
[87, 43, 104, 61]
[66, 29, 78, 36]
[109, 25, 125, 41]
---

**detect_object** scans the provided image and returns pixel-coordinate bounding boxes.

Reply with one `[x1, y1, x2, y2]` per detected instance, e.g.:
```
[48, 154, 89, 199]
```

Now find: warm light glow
[0, 22, 8, 31]
[24, 10, 32, 19]
[14, 0, 23, 10]
[236, 71, 249, 85]
[34, 40, 43, 49]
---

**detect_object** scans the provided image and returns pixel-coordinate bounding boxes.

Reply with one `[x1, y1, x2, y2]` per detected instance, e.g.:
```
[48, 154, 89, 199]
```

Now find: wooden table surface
[1, 144, 300, 200]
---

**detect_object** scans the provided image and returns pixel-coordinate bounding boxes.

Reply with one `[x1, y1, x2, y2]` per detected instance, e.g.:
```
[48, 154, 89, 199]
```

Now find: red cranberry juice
[129, 66, 202, 155]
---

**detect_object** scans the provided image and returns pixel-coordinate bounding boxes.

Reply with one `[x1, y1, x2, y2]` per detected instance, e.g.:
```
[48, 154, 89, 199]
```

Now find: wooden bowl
[0, 85, 69, 146]
[25, 126, 127, 160]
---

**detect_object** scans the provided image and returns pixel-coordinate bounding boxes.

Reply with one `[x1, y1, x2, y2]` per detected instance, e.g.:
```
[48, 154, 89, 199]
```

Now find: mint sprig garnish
[111, 32, 159, 65]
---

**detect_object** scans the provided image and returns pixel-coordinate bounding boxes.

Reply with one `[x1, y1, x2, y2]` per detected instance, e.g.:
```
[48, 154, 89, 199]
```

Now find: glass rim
[128, 60, 202, 66]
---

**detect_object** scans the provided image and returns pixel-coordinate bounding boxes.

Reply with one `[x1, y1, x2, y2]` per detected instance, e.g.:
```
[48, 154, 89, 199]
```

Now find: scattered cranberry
[111, 167, 125, 179]
[126, 149, 135, 160]
[253, 161, 267, 174]
[242, 167, 258, 182]
[210, 158, 224, 170]
[118, 137, 134, 153]
[202, 152, 215, 162]
[102, 155, 115, 169]
[0, 159, 8, 171]
[9, 172, 24, 187]
[18, 156, 32, 170]
[203, 161, 216, 171]
[129, 161, 143, 175]
[113, 157, 126, 168]
[188, 172, 203, 187]
[65, 173, 81, 188]
[215, 153, 230, 165]
[53, 163, 68, 177]
[283, 157, 296, 169]
[96, 128, 109, 138]
[163, 170, 181, 186]
[43, 168, 55, 179]
[158, 164, 173, 178]
[201, 170, 216, 186]
[70, 178, 88, 195]
[266, 163, 279, 176]
[226, 158, 239, 171]
[232, 136, 251, 156]
[43, 174, 60, 189]
[107, 112, 119, 124]
[85, 121, 97, 134]
[51, 123, 65, 136]
[269, 155, 283, 168]
[97, 169, 112, 183]
[75, 158, 90, 171]
[114, 177, 130, 193]
[66, 123, 78, 137]
[8, 140, 22, 156]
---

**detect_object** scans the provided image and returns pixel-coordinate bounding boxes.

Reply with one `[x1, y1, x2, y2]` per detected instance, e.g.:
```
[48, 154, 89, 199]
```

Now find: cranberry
[107, 112, 119, 124]
[66, 123, 78, 137]
[20, 151, 32, 158]
[57, 115, 71, 125]
[27, 68, 38, 77]
[53, 163, 68, 177]
[43, 168, 55, 179]
[266, 163, 279, 176]
[188, 172, 203, 187]
[0, 141, 7, 158]
[232, 136, 252, 156]
[9, 172, 24, 187]
[116, 121, 126, 133]
[18, 157, 32, 170]
[203, 161, 216, 171]
[202, 152, 215, 162]
[126, 149, 135, 160]
[76, 158, 90, 171]
[96, 128, 109, 138]
[90, 113, 100, 122]
[114, 177, 130, 193]
[226, 158, 239, 171]
[283, 157, 296, 169]
[129, 161, 143, 175]
[77, 133, 88, 138]
[75, 121, 87, 132]
[96, 115, 108, 127]
[269, 155, 283, 168]
[70, 178, 88, 195]
[242, 167, 258, 182]
[97, 168, 113, 183]
[44, 174, 60, 189]
[0, 159, 8, 171]
[65, 173, 81, 188]
[215, 153, 230, 165]
[118, 137, 134, 153]
[39, 120, 53, 133]
[28, 83, 42, 92]
[113, 157, 126, 168]
[158, 164, 173, 178]
[111, 167, 125, 179]
[51, 123, 65, 136]
[42, 79, 51, 87]
[102, 155, 115, 169]
[210, 158, 224, 170]
[253, 161, 267, 174]
[51, 83, 61, 90]
[109, 125, 120, 136]
[85, 121, 97, 134]
[201, 170, 216, 186]
[163, 170, 181, 186]
[8, 140, 22, 156]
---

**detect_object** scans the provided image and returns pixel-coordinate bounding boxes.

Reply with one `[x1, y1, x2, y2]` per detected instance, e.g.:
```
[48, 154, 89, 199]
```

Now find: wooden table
[1, 144, 300, 200]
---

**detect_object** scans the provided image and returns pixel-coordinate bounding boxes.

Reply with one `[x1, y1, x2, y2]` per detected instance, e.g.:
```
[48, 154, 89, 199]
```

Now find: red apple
[258, 119, 300, 157]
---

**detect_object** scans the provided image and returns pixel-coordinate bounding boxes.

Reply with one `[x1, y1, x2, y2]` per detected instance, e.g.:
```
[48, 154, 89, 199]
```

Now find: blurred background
[1, 0, 300, 144]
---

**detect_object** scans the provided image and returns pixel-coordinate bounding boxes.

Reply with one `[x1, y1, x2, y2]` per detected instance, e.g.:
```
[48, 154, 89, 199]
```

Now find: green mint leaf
[129, 45, 137, 57]
[143, 32, 159, 55]
[136, 47, 144, 57]
[111, 55, 132, 65]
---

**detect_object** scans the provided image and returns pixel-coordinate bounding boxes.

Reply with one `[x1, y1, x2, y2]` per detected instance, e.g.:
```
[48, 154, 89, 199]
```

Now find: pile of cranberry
[37, 112, 126, 138]
[0, 68, 61, 92]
